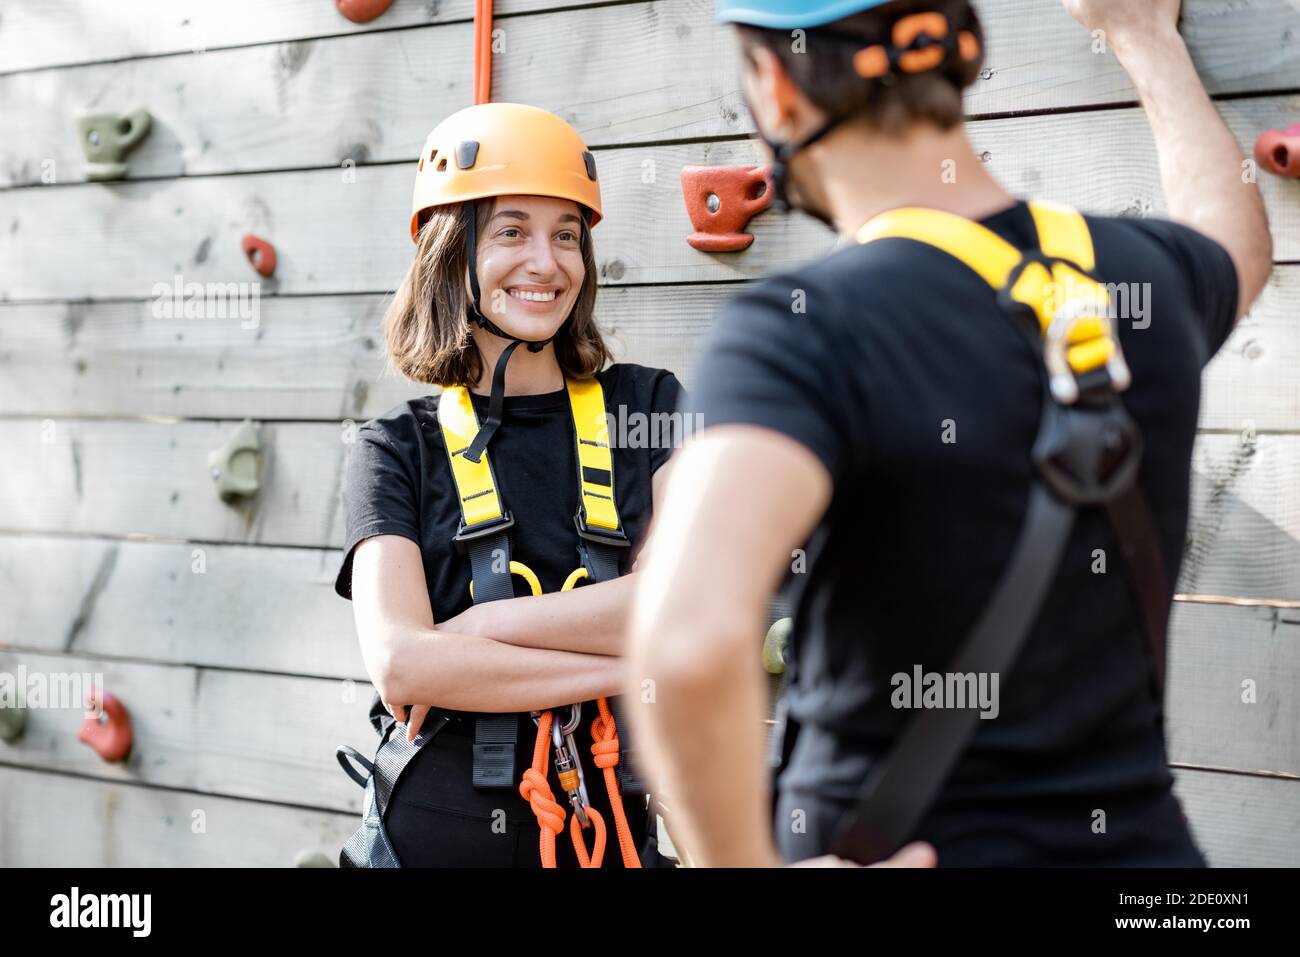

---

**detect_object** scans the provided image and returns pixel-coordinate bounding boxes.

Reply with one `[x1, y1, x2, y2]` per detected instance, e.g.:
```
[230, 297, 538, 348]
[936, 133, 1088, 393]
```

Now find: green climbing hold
[77, 109, 152, 181]
[763, 617, 791, 675]
[207, 419, 262, 504]
[0, 699, 26, 743]
[294, 849, 337, 868]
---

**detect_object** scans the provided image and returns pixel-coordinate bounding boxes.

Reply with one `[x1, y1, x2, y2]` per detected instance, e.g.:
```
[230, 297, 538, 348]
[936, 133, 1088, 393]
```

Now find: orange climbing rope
[473, 0, 493, 104]
[518, 702, 641, 868]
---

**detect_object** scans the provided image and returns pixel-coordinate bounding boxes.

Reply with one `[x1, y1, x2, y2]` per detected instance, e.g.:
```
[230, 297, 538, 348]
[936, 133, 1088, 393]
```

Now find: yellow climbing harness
[436, 375, 641, 868]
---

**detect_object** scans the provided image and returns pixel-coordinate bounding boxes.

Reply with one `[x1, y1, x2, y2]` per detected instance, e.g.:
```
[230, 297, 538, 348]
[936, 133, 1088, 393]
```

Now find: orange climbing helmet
[410, 102, 603, 241]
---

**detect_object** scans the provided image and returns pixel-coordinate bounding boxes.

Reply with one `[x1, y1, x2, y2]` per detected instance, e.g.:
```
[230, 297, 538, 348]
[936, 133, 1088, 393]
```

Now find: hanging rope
[473, 0, 493, 104]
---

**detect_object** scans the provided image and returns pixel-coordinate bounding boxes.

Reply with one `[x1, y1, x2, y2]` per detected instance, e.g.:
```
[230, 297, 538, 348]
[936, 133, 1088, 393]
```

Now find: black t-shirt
[686, 201, 1239, 865]
[335, 362, 682, 796]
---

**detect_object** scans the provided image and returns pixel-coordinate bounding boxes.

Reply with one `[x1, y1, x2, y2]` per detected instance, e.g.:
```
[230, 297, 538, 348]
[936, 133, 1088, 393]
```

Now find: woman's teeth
[509, 289, 557, 302]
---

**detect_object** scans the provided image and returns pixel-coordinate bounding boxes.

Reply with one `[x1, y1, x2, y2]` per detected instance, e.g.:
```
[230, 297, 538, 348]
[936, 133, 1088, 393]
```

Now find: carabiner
[551, 707, 592, 827]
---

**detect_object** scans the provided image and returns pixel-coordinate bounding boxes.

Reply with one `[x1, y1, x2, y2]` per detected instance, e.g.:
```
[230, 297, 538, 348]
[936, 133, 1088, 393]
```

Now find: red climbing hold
[1255, 123, 1300, 179]
[336, 0, 396, 24]
[78, 690, 133, 763]
[241, 234, 277, 278]
[681, 165, 775, 252]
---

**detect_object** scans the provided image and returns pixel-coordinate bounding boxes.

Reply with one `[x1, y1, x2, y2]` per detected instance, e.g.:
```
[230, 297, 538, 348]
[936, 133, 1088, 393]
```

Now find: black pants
[385, 711, 662, 868]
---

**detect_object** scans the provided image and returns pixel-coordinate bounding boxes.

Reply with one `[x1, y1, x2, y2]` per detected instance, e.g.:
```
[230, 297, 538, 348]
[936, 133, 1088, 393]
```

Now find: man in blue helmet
[627, 0, 1271, 866]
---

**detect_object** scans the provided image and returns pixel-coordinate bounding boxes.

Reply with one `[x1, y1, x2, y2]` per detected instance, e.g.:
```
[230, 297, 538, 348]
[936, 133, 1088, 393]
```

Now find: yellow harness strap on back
[854, 200, 1129, 404]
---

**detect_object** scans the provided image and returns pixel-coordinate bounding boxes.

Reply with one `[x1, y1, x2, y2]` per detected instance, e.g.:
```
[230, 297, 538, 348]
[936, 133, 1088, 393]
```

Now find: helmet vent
[582, 150, 597, 181]
[437, 156, 448, 171]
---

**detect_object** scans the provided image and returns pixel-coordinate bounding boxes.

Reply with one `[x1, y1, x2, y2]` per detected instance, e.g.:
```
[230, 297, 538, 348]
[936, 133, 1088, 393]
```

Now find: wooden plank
[1172, 767, 1300, 867]
[1201, 267, 1300, 435]
[0, 285, 724, 421]
[0, 418, 347, 547]
[0, 535, 364, 679]
[971, 0, 1300, 114]
[0, 0, 741, 187]
[3, 95, 1297, 301]
[0, 0, 618, 74]
[0, 650, 373, 811]
[4, 0, 1299, 186]
[1166, 602, 1300, 776]
[3, 533, 1297, 775]
[0, 765, 355, 866]
[0, 420, 1297, 598]
[0, 294, 420, 421]
[0, 268, 1296, 429]
[0, 629, 1292, 866]
[1184, 433, 1300, 601]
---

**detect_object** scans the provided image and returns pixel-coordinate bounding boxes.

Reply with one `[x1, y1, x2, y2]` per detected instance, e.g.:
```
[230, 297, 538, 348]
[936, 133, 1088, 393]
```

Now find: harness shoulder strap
[566, 376, 643, 793]
[854, 205, 1023, 288]
[437, 385, 520, 787]
[566, 376, 630, 584]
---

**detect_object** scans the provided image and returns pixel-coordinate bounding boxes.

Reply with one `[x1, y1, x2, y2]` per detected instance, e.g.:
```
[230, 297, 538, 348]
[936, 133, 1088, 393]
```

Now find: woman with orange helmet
[333, 103, 683, 867]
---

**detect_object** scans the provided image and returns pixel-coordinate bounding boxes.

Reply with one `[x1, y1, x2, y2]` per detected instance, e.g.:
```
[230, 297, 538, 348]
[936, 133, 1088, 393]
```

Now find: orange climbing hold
[241, 234, 277, 278]
[78, 690, 132, 763]
[335, 0, 395, 24]
[681, 165, 774, 252]
[1255, 123, 1300, 179]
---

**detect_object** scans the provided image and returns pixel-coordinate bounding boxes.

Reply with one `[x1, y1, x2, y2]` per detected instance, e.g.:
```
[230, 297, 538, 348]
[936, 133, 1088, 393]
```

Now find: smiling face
[473, 194, 587, 343]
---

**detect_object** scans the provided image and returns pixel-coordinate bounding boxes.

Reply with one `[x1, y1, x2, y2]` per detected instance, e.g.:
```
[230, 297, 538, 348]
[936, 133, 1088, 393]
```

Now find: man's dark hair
[735, 0, 985, 134]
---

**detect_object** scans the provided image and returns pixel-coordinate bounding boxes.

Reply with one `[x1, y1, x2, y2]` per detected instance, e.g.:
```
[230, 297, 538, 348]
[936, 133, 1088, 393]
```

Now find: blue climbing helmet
[715, 0, 896, 28]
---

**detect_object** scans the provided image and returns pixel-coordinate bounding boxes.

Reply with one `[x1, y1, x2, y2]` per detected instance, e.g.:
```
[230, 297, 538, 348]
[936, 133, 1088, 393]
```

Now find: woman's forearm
[387, 622, 625, 712]
[458, 574, 637, 656]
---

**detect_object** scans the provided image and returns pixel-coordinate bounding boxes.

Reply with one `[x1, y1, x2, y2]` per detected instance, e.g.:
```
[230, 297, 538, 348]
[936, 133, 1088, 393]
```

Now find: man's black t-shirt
[334, 361, 682, 865]
[686, 200, 1239, 866]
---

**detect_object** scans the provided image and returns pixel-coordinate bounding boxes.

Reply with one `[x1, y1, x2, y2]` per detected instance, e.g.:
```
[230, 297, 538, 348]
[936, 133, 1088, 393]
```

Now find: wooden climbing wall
[1, 0, 1298, 867]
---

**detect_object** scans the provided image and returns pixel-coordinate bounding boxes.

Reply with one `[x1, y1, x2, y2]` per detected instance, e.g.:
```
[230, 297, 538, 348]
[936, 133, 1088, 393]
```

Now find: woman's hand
[381, 698, 432, 743]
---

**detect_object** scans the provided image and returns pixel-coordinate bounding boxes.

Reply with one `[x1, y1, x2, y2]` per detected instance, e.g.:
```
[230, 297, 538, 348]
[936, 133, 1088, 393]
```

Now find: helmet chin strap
[742, 88, 843, 230]
[460, 200, 561, 463]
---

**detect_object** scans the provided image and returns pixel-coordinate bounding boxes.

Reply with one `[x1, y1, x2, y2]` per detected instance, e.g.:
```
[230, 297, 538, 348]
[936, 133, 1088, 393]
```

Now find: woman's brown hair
[383, 198, 612, 388]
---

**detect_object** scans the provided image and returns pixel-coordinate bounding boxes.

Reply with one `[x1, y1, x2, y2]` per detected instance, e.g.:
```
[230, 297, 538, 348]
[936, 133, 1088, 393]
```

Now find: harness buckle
[999, 251, 1133, 407]
[1031, 397, 1142, 507]
[451, 511, 515, 554]
[1043, 298, 1133, 406]
[573, 512, 630, 549]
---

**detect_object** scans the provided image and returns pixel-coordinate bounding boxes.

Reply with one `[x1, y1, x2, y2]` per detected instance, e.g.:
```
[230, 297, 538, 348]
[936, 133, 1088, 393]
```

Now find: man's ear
[744, 44, 788, 137]
[745, 42, 818, 141]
